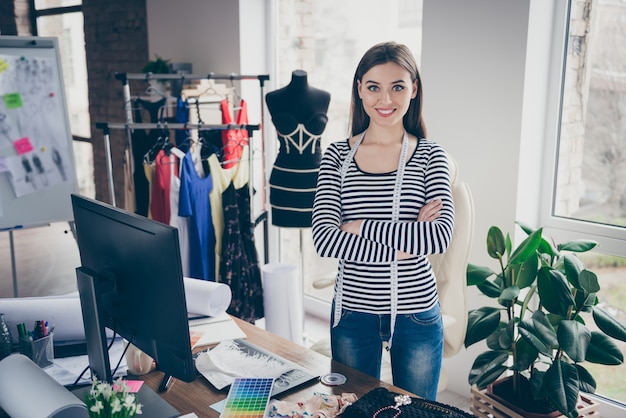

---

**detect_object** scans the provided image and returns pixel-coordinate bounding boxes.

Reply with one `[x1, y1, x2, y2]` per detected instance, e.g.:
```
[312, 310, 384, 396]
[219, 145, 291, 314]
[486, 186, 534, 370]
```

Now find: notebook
[189, 313, 247, 349]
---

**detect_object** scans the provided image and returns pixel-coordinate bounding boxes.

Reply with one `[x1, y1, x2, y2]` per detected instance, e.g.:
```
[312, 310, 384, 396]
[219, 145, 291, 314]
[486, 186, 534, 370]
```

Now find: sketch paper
[0, 54, 72, 198]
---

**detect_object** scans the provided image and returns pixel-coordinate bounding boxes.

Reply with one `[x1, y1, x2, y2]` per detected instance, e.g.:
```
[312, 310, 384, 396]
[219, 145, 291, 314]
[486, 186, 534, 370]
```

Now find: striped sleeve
[311, 142, 395, 263]
[359, 145, 454, 255]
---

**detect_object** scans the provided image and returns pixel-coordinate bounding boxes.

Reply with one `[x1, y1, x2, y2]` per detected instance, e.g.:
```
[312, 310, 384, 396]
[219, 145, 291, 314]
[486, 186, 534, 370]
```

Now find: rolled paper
[0, 353, 87, 417]
[0, 295, 86, 344]
[183, 277, 232, 317]
[261, 263, 303, 344]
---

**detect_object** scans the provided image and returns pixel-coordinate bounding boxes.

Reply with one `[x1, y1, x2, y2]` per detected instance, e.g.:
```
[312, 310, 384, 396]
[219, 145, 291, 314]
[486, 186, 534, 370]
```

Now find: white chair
[310, 153, 474, 392]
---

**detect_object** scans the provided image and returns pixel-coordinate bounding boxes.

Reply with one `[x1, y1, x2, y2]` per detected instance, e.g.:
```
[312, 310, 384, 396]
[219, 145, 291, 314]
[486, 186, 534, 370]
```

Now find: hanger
[229, 76, 243, 110]
[143, 122, 171, 164]
[143, 84, 167, 98]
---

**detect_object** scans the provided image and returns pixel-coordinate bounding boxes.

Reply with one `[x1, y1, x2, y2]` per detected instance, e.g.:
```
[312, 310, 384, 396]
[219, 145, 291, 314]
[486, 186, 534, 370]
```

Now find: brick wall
[0, 1, 17, 35]
[82, 0, 149, 208]
[555, 0, 593, 216]
[0, 0, 32, 36]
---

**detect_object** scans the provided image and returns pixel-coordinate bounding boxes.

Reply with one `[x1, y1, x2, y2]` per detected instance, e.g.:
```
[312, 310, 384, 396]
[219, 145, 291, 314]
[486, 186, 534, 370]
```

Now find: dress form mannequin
[266, 70, 331, 228]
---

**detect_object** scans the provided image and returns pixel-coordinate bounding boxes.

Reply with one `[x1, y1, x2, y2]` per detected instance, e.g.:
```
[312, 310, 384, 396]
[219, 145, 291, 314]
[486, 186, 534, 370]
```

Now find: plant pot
[488, 376, 561, 418]
[470, 378, 600, 418]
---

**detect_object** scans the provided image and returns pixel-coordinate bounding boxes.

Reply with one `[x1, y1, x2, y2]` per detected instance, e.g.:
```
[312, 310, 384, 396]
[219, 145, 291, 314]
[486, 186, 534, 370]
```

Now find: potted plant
[142, 54, 171, 74]
[84, 377, 142, 417]
[465, 222, 626, 418]
[142, 54, 171, 94]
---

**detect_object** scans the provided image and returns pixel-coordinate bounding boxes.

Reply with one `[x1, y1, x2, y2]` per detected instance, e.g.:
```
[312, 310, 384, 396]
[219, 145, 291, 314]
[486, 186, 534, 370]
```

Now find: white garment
[169, 147, 190, 277]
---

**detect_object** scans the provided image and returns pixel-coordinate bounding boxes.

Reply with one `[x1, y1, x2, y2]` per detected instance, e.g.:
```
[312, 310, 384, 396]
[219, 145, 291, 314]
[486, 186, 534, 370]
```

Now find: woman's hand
[418, 199, 443, 222]
[340, 219, 363, 235]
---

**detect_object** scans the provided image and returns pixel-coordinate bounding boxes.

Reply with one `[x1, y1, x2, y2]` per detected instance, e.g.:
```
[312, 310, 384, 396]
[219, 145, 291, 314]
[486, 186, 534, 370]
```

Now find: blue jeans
[330, 302, 443, 400]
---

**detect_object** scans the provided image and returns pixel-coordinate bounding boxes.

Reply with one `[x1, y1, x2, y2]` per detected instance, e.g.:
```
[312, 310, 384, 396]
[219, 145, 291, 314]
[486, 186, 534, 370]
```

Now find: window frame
[540, 0, 626, 258]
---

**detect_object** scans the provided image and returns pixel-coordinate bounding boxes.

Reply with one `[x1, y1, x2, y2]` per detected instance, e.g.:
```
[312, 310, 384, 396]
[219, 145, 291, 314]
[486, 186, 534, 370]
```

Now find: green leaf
[487, 319, 514, 351]
[516, 221, 534, 235]
[509, 228, 543, 265]
[585, 331, 624, 365]
[537, 267, 575, 317]
[574, 364, 596, 394]
[578, 270, 600, 294]
[530, 370, 546, 398]
[575, 290, 597, 311]
[562, 253, 584, 289]
[515, 221, 557, 257]
[592, 306, 626, 342]
[498, 285, 519, 306]
[557, 320, 591, 363]
[558, 239, 598, 253]
[513, 255, 538, 289]
[465, 307, 501, 347]
[505, 233, 512, 259]
[544, 360, 580, 417]
[538, 236, 559, 258]
[487, 226, 506, 259]
[468, 350, 509, 388]
[467, 263, 495, 286]
[511, 338, 538, 371]
[519, 310, 558, 356]
[476, 278, 502, 298]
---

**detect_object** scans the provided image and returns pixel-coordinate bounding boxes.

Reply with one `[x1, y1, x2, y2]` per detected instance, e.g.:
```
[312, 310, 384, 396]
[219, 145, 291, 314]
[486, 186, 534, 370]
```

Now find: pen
[17, 323, 26, 340]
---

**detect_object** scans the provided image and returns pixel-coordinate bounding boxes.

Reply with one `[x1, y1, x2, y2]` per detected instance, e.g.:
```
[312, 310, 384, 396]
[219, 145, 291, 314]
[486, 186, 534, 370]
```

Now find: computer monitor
[71, 194, 195, 386]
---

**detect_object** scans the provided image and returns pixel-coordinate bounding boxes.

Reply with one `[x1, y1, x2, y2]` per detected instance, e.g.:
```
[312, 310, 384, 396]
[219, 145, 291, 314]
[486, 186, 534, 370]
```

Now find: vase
[0, 313, 13, 361]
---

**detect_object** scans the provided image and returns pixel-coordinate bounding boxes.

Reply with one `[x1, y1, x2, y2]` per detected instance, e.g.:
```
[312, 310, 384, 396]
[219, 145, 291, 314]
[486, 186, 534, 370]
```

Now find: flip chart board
[0, 36, 78, 230]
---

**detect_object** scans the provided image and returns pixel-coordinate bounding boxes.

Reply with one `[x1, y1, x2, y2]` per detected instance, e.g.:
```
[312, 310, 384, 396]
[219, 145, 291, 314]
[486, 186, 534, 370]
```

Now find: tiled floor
[1, 222, 472, 413]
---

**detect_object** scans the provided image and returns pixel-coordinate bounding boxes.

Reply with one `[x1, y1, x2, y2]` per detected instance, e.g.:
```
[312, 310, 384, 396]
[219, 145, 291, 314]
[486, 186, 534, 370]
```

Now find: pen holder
[19, 333, 54, 368]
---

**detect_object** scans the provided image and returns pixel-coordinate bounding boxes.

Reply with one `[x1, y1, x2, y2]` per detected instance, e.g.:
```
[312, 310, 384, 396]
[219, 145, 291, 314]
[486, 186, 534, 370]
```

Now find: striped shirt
[311, 137, 455, 314]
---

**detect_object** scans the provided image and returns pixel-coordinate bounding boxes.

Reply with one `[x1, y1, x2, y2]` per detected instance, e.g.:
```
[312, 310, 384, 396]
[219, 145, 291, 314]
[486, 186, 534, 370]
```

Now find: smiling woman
[274, 0, 424, 309]
[311, 41, 453, 400]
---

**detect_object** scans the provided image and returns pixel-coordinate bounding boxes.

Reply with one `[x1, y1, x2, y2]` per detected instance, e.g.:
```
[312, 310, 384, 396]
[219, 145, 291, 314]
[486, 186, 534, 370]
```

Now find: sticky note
[4, 93, 23, 109]
[13, 137, 34, 155]
[114, 380, 143, 393]
[0, 58, 8, 73]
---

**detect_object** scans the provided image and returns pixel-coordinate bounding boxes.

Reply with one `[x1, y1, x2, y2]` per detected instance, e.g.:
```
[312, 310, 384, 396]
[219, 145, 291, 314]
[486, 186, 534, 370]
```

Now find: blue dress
[178, 151, 215, 281]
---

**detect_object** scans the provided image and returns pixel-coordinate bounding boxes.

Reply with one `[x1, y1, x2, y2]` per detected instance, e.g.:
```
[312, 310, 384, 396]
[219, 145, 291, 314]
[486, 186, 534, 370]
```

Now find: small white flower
[89, 400, 104, 413]
[111, 397, 123, 413]
[123, 394, 137, 408]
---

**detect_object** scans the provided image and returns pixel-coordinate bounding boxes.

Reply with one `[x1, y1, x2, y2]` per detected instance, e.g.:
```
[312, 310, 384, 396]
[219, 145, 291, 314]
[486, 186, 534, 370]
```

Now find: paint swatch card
[220, 377, 274, 418]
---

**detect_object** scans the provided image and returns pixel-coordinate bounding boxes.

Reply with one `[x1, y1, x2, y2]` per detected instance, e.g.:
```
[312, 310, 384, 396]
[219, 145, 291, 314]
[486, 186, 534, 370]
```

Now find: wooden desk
[0, 318, 411, 418]
[141, 317, 411, 417]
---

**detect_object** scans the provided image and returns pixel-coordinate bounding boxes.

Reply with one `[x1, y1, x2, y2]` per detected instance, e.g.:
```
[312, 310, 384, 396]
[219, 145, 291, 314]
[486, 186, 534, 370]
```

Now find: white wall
[422, 0, 531, 266]
[146, 0, 241, 74]
[421, 0, 532, 397]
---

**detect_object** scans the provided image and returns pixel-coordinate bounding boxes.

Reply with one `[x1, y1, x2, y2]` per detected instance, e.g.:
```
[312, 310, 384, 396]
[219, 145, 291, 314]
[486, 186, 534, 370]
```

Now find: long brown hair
[349, 42, 427, 139]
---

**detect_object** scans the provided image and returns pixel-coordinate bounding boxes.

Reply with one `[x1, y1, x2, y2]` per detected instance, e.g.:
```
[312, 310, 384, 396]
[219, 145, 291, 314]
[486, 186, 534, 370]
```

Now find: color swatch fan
[220, 377, 275, 418]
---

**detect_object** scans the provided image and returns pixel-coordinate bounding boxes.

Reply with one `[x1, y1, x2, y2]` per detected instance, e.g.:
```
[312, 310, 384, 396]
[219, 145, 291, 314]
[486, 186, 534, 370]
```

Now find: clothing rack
[96, 71, 271, 264]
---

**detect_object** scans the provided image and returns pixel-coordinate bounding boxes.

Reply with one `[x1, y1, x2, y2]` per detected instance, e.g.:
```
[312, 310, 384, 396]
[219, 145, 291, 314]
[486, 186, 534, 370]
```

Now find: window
[545, 0, 626, 405]
[274, 0, 423, 307]
[33, 1, 94, 198]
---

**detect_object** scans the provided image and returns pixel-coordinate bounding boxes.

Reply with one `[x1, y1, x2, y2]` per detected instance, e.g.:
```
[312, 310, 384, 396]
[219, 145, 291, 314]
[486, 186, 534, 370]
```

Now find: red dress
[220, 99, 249, 169]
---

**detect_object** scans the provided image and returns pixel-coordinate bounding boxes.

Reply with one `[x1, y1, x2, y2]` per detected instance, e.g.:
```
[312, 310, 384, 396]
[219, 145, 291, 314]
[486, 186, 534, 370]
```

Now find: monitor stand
[71, 383, 180, 418]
